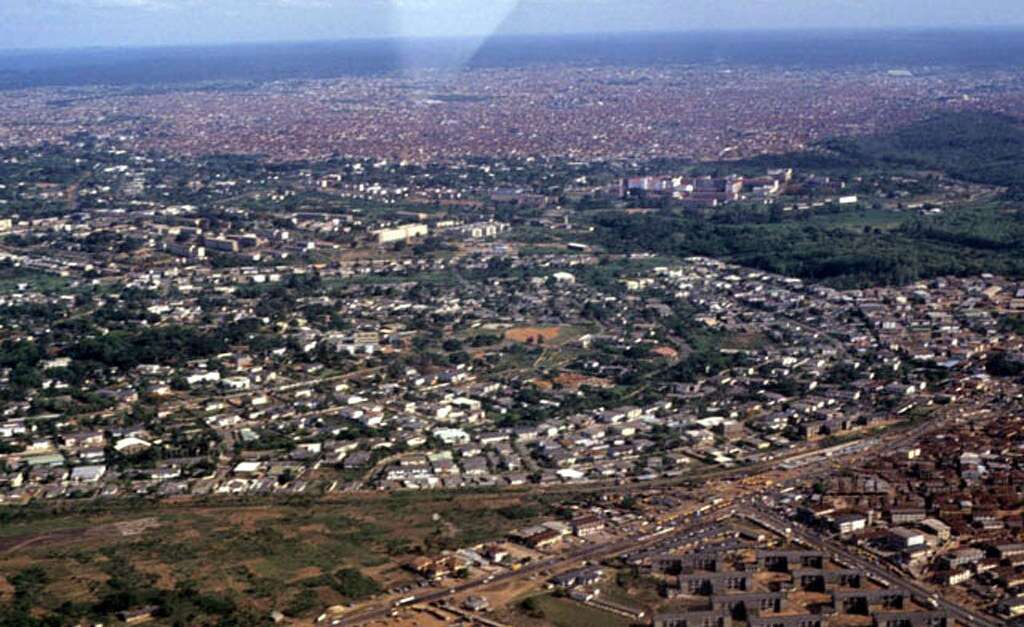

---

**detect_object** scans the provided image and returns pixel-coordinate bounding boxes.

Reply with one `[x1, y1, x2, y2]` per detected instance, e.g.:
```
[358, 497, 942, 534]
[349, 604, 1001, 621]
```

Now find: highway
[330, 507, 733, 626]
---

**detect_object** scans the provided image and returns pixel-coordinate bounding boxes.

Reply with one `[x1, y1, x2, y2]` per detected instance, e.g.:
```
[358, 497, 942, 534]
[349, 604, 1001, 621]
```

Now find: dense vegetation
[65, 319, 275, 371]
[826, 112, 1024, 199]
[68, 326, 228, 370]
[587, 205, 1024, 288]
[0, 559, 261, 627]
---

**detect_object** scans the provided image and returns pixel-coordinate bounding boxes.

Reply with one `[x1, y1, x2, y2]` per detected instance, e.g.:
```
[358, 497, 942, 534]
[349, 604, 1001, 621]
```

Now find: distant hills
[2, 28, 1024, 90]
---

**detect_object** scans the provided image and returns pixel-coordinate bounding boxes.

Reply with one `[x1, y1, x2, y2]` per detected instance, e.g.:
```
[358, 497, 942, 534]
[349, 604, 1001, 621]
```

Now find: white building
[70, 465, 106, 483]
[433, 428, 470, 445]
[376, 223, 428, 244]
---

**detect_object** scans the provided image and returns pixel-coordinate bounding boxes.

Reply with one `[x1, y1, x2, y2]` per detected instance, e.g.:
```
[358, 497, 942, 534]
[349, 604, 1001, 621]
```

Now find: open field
[0, 493, 554, 625]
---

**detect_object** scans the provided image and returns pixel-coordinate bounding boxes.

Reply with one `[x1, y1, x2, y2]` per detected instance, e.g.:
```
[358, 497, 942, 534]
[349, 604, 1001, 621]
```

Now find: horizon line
[3, 24, 1024, 56]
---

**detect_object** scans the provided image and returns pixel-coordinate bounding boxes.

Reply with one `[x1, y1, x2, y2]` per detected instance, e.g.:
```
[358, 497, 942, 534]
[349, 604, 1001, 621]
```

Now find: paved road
[331, 507, 733, 625]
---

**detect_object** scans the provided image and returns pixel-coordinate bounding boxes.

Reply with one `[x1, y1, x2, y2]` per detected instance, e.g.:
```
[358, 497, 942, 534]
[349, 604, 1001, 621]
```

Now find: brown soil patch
[754, 571, 792, 585]
[177, 527, 203, 541]
[134, 560, 177, 589]
[225, 510, 279, 530]
[831, 615, 874, 627]
[651, 346, 679, 359]
[381, 609, 451, 627]
[290, 566, 323, 582]
[788, 589, 834, 612]
[552, 372, 613, 391]
[505, 327, 561, 343]
[0, 555, 39, 571]
[473, 575, 543, 610]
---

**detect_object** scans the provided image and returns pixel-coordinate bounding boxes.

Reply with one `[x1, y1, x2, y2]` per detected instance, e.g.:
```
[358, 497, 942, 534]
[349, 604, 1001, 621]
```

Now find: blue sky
[3, 0, 1024, 50]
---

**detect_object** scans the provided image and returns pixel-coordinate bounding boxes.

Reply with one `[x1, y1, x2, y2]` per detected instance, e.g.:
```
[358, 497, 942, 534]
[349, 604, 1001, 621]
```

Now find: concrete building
[376, 223, 428, 244]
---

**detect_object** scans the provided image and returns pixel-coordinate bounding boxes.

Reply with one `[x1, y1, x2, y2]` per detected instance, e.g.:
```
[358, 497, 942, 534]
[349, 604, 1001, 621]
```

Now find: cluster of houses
[535, 514, 953, 627]
[2, 229, 1024, 514]
[795, 402, 1024, 618]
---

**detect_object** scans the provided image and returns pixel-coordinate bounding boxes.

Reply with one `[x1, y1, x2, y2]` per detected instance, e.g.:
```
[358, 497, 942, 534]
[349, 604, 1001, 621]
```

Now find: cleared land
[505, 326, 564, 344]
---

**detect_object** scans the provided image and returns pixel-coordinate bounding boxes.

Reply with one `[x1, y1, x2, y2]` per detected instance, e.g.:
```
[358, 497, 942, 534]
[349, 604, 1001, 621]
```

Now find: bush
[331, 568, 381, 600]
[520, 596, 545, 619]
[497, 505, 540, 520]
[284, 589, 319, 617]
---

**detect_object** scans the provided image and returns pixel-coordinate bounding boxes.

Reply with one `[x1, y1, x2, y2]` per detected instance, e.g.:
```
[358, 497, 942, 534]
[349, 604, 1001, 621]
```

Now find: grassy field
[0, 266, 70, 294]
[512, 593, 633, 627]
[808, 208, 909, 232]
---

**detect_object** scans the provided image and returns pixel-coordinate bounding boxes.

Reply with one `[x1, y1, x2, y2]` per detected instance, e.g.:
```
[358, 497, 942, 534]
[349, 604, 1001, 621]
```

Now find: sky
[2, 0, 1024, 50]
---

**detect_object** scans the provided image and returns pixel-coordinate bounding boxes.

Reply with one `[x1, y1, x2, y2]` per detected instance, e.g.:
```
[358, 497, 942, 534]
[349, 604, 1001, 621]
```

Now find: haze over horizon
[3, 0, 1024, 51]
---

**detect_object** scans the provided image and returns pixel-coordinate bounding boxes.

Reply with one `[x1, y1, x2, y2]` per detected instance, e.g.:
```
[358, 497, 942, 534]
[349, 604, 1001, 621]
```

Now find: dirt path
[0, 517, 160, 555]
[0, 527, 89, 554]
